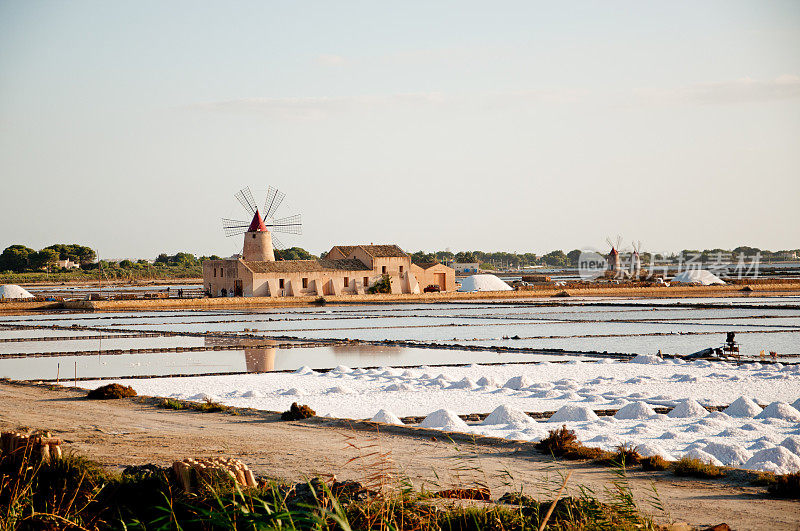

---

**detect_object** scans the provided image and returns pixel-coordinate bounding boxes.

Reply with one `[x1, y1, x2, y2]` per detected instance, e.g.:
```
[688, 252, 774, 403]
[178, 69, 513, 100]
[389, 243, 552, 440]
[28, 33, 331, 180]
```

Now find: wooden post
[74, 362, 77, 387]
[56, 363, 60, 383]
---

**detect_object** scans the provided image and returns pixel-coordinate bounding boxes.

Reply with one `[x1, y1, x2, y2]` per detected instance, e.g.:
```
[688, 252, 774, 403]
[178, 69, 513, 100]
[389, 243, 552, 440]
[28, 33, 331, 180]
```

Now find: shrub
[768, 472, 800, 498]
[640, 455, 670, 471]
[535, 425, 581, 457]
[673, 457, 725, 479]
[158, 397, 230, 413]
[281, 402, 315, 420]
[367, 274, 391, 294]
[86, 383, 137, 400]
[601, 444, 642, 467]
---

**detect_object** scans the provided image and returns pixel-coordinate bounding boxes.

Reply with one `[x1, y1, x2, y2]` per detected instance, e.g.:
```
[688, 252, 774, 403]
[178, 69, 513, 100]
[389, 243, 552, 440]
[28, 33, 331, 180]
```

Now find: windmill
[606, 235, 622, 272]
[221, 186, 302, 261]
[630, 240, 642, 277]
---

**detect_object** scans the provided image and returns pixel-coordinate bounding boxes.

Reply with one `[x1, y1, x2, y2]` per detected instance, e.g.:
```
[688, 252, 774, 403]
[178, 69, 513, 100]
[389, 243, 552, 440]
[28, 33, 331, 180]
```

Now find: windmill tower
[630, 240, 642, 277]
[606, 236, 622, 272]
[221, 187, 302, 261]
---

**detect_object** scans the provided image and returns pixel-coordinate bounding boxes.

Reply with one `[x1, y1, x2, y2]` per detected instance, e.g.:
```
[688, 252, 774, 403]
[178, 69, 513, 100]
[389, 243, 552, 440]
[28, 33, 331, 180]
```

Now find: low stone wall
[56, 280, 800, 311]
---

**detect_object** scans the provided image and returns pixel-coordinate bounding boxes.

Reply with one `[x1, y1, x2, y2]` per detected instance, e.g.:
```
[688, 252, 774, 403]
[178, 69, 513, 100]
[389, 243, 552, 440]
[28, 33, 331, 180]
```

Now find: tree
[30, 249, 59, 270]
[119, 259, 135, 269]
[0, 245, 36, 272]
[541, 250, 567, 266]
[454, 251, 478, 263]
[567, 249, 582, 266]
[274, 247, 316, 261]
[154, 253, 170, 265]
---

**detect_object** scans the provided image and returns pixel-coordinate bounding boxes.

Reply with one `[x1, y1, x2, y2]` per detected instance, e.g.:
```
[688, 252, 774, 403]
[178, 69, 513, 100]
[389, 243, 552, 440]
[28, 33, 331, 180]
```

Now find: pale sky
[1, 1, 798, 259]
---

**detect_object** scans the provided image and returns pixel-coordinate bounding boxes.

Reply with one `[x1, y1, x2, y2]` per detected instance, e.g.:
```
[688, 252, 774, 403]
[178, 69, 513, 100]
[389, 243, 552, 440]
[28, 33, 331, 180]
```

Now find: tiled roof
[243, 259, 371, 274]
[331, 244, 408, 258]
[413, 262, 441, 270]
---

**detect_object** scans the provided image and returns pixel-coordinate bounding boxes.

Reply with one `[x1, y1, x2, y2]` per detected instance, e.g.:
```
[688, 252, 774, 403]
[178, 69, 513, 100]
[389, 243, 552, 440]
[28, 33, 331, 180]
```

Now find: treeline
[0, 244, 96, 273]
[411, 246, 800, 269]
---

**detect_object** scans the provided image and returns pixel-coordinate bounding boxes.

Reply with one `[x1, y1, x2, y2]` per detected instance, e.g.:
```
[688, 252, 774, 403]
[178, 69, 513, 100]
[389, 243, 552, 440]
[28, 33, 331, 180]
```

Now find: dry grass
[640, 455, 670, 471]
[673, 457, 725, 479]
[86, 383, 137, 400]
[280, 402, 316, 420]
[158, 397, 232, 413]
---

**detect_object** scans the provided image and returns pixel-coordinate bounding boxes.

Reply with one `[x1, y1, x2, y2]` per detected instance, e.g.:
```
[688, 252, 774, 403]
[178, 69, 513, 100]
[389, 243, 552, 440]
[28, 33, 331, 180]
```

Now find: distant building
[202, 211, 454, 297]
[55, 259, 80, 269]
[777, 251, 797, 260]
[448, 262, 480, 274]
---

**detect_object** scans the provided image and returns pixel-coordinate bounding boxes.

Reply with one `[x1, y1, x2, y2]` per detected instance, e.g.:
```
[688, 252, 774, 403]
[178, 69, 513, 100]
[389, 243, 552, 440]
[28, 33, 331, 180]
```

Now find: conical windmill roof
[247, 210, 268, 232]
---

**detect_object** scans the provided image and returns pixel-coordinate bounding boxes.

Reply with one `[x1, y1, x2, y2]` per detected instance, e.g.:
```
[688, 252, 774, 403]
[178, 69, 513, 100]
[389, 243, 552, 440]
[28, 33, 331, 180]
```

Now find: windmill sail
[222, 186, 302, 247]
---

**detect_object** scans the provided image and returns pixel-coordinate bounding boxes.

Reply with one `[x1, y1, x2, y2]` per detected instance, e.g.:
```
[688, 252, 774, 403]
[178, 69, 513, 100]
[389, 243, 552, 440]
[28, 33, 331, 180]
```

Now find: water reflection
[245, 347, 275, 372]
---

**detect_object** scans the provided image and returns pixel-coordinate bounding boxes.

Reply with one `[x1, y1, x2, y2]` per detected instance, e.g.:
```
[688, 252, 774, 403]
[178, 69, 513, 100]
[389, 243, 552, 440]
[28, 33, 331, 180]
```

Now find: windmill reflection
[244, 347, 276, 372]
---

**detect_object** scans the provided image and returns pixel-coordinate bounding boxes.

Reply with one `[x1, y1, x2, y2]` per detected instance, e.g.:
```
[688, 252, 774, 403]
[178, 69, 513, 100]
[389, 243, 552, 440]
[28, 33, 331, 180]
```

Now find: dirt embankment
[0, 381, 797, 530]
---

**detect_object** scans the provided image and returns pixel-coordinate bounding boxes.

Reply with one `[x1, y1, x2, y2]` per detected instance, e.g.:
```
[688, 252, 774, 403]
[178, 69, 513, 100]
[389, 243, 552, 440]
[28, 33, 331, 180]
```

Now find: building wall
[411, 264, 456, 292]
[203, 259, 251, 297]
[251, 270, 371, 297]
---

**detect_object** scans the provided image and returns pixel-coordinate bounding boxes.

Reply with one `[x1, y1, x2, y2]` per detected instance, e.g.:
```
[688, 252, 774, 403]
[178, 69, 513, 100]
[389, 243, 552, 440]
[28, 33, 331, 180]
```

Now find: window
[279, 279, 284, 289]
[220, 269, 224, 277]
[381, 266, 387, 274]
[399, 265, 404, 273]
[213, 268, 217, 277]
[363, 277, 369, 287]
[343, 277, 349, 287]
[302, 277, 308, 289]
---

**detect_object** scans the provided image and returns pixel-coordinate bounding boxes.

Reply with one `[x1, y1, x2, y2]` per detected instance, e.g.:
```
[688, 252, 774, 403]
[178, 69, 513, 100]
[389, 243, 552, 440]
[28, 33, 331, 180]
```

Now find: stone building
[202, 210, 454, 297]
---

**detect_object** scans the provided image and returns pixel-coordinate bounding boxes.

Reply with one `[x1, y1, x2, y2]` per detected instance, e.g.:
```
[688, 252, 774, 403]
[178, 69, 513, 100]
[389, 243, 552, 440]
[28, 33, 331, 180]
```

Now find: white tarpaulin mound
[671, 270, 725, 285]
[457, 274, 512, 292]
[0, 284, 34, 300]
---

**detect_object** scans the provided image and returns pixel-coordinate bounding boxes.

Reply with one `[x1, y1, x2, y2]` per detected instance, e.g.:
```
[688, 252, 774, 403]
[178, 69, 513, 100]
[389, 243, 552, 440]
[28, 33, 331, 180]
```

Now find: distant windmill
[221, 186, 302, 261]
[606, 235, 622, 272]
[630, 240, 642, 276]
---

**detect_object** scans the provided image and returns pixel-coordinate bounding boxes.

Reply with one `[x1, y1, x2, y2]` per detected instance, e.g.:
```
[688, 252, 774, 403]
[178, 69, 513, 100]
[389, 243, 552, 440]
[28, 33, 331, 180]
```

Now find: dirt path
[1, 381, 797, 530]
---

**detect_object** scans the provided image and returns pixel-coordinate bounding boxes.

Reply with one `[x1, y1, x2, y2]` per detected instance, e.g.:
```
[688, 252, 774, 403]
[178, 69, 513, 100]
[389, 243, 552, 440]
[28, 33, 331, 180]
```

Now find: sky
[1, 1, 798, 259]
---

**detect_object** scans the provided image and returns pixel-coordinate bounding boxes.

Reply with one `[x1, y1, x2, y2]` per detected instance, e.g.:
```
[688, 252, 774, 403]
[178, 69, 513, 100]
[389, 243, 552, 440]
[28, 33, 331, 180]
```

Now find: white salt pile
[755, 402, 800, 422]
[779, 435, 800, 456]
[419, 409, 470, 432]
[476, 376, 500, 388]
[637, 443, 675, 461]
[448, 377, 477, 389]
[614, 401, 656, 420]
[482, 405, 535, 427]
[457, 274, 512, 292]
[630, 354, 664, 365]
[294, 366, 314, 375]
[723, 396, 763, 418]
[743, 447, 800, 475]
[0, 284, 34, 300]
[667, 399, 708, 418]
[548, 404, 600, 422]
[702, 442, 752, 466]
[503, 375, 534, 390]
[791, 398, 800, 411]
[371, 409, 404, 425]
[671, 270, 725, 285]
[684, 448, 723, 466]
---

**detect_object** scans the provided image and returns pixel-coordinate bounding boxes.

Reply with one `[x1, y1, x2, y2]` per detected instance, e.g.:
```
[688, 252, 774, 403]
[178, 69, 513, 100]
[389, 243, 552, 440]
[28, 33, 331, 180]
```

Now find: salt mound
[548, 405, 600, 422]
[630, 354, 663, 365]
[637, 443, 675, 461]
[482, 405, 534, 427]
[419, 409, 470, 432]
[0, 284, 34, 300]
[667, 399, 708, 418]
[447, 377, 477, 390]
[371, 409, 404, 425]
[791, 398, 800, 411]
[457, 274, 512, 292]
[683, 448, 723, 467]
[476, 376, 500, 388]
[671, 269, 725, 285]
[281, 388, 305, 396]
[241, 390, 264, 398]
[327, 386, 355, 394]
[293, 365, 314, 375]
[755, 402, 800, 422]
[331, 365, 352, 374]
[779, 435, 800, 456]
[743, 447, 800, 475]
[723, 396, 763, 418]
[702, 442, 752, 466]
[503, 375, 534, 390]
[614, 401, 656, 420]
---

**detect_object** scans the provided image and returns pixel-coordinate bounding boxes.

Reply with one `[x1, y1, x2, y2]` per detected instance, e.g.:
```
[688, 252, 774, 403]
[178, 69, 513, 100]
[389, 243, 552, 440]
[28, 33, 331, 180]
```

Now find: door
[234, 280, 243, 297]
[435, 273, 446, 291]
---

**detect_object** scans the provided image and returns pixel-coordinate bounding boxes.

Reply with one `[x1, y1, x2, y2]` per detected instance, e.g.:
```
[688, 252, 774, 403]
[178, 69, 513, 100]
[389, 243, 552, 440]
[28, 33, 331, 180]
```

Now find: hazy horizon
[1, 2, 798, 259]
